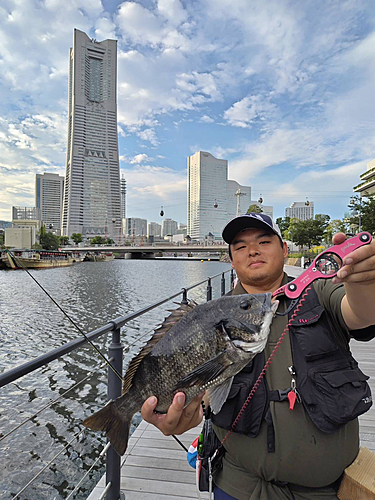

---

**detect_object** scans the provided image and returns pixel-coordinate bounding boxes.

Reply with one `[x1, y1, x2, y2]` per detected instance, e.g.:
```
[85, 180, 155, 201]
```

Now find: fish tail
[83, 400, 131, 456]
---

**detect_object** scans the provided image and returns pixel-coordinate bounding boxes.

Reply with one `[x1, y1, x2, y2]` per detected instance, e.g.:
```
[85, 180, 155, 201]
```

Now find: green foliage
[91, 236, 114, 245]
[91, 236, 106, 244]
[39, 231, 60, 250]
[59, 236, 70, 245]
[287, 214, 330, 249]
[71, 233, 83, 245]
[0, 232, 4, 246]
[275, 216, 291, 238]
[348, 195, 375, 234]
[324, 219, 348, 244]
[246, 204, 263, 214]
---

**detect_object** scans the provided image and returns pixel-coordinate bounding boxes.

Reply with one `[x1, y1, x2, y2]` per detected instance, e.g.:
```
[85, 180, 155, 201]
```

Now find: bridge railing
[0, 268, 235, 500]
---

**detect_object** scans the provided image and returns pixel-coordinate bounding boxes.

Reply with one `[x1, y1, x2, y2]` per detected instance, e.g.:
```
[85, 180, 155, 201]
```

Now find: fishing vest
[211, 285, 372, 452]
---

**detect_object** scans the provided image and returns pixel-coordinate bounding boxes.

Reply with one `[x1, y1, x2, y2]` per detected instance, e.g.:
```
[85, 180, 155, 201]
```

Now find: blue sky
[1, 0, 375, 226]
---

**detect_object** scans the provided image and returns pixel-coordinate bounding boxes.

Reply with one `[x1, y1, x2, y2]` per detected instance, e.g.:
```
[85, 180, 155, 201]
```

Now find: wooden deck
[87, 337, 375, 499]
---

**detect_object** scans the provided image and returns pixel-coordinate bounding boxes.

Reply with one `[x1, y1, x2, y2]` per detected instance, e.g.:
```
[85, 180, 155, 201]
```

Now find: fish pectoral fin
[208, 376, 234, 415]
[173, 351, 232, 390]
[83, 401, 131, 456]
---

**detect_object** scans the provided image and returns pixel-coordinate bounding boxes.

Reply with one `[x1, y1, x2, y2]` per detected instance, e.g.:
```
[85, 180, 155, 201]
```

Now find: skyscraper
[121, 175, 126, 237]
[285, 201, 314, 221]
[187, 151, 253, 240]
[62, 29, 121, 242]
[35, 173, 64, 234]
[187, 151, 229, 239]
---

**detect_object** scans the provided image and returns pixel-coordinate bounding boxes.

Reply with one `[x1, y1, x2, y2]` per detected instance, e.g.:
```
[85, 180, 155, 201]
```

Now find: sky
[1, 0, 375, 226]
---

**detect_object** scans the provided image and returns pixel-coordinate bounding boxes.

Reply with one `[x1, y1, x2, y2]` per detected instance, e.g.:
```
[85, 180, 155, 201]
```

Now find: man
[142, 213, 375, 499]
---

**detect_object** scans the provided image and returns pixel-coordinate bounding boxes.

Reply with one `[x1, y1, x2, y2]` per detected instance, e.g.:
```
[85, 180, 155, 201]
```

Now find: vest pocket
[309, 362, 372, 426]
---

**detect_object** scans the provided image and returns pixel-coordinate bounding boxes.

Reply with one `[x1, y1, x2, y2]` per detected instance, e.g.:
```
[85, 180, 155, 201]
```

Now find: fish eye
[240, 299, 251, 310]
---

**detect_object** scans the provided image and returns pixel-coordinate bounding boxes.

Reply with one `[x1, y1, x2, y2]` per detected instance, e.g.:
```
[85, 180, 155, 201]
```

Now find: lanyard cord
[219, 285, 312, 449]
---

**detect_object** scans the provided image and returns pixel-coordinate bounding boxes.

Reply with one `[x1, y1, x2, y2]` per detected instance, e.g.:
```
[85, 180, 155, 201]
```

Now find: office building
[353, 159, 375, 197]
[285, 201, 314, 220]
[62, 29, 121, 242]
[187, 151, 255, 239]
[35, 173, 64, 234]
[227, 181, 251, 218]
[147, 222, 161, 237]
[121, 175, 126, 236]
[12, 206, 41, 223]
[126, 218, 147, 237]
[162, 218, 178, 237]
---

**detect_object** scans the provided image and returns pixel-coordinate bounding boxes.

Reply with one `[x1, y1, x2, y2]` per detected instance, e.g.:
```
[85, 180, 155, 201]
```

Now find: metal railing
[0, 268, 234, 500]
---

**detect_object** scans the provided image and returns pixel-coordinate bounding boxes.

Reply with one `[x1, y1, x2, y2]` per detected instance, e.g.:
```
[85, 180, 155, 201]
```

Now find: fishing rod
[4, 249, 123, 382]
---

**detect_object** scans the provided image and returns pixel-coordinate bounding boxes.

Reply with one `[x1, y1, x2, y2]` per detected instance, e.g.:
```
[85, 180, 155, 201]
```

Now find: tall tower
[62, 29, 121, 242]
[187, 151, 229, 240]
[35, 173, 65, 234]
[120, 175, 126, 237]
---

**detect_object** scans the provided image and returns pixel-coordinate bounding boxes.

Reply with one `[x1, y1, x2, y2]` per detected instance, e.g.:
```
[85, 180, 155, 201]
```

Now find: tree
[91, 236, 106, 245]
[348, 195, 375, 234]
[287, 214, 330, 249]
[276, 217, 291, 238]
[59, 236, 70, 246]
[39, 230, 60, 250]
[324, 219, 348, 245]
[246, 204, 263, 214]
[71, 233, 83, 245]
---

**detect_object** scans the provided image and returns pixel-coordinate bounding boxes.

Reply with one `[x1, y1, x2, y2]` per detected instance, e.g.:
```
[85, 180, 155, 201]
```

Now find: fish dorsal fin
[122, 300, 197, 393]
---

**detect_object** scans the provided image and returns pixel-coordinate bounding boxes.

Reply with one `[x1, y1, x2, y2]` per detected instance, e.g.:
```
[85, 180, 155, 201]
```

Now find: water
[0, 259, 231, 499]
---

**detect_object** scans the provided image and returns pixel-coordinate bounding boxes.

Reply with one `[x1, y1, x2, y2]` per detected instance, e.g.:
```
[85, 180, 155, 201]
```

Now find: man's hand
[141, 392, 205, 436]
[331, 232, 375, 329]
[331, 232, 375, 286]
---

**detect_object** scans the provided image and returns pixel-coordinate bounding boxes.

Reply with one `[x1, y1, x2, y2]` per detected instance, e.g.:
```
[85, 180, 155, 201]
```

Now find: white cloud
[224, 95, 277, 128]
[130, 154, 150, 164]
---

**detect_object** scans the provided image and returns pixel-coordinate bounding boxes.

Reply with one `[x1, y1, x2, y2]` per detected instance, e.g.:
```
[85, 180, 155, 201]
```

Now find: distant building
[285, 201, 314, 221]
[187, 151, 257, 240]
[247, 201, 273, 219]
[62, 29, 121, 241]
[121, 175, 127, 235]
[12, 206, 41, 233]
[162, 218, 178, 237]
[35, 173, 64, 234]
[147, 222, 161, 237]
[176, 223, 187, 235]
[353, 159, 375, 197]
[227, 181, 251, 218]
[127, 218, 147, 237]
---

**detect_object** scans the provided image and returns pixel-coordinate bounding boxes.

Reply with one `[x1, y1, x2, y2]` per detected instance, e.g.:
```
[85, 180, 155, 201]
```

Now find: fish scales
[83, 293, 278, 455]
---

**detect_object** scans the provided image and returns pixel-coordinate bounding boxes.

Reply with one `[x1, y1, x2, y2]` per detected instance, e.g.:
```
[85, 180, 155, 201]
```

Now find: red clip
[288, 390, 297, 410]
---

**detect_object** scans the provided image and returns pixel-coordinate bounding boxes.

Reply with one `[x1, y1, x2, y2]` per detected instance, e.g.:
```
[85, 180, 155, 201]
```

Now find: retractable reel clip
[273, 232, 372, 299]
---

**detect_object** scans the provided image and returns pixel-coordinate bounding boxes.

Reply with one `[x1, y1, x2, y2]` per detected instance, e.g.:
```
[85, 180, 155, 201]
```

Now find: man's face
[230, 227, 288, 288]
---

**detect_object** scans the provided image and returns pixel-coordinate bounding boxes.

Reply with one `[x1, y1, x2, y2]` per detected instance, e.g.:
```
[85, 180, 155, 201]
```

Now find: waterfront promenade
[86, 264, 375, 499]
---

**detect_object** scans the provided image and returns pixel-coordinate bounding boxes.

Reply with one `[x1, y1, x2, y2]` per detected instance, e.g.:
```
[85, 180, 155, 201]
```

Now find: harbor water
[0, 258, 231, 499]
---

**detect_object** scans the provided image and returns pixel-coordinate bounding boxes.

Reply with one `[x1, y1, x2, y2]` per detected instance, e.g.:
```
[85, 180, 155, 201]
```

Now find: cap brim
[222, 217, 279, 244]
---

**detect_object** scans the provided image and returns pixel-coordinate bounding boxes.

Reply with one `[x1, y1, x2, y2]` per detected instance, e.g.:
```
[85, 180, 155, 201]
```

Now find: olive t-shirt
[213, 274, 373, 499]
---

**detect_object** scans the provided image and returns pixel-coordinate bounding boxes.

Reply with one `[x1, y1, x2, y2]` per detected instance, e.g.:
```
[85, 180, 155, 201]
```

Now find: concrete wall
[5, 227, 36, 248]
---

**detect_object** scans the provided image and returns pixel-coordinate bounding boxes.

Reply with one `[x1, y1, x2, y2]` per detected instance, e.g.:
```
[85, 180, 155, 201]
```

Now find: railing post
[230, 269, 234, 288]
[206, 278, 212, 301]
[181, 288, 188, 305]
[221, 273, 226, 296]
[106, 327, 123, 500]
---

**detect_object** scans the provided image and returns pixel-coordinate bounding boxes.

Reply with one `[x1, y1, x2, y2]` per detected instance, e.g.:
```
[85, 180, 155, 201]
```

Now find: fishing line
[5, 250, 123, 382]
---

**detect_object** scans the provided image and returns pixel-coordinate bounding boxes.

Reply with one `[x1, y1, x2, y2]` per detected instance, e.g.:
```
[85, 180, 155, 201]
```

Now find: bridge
[64, 243, 228, 259]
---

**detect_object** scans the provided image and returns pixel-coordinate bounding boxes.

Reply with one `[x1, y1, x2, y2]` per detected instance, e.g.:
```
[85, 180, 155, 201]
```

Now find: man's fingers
[332, 232, 346, 245]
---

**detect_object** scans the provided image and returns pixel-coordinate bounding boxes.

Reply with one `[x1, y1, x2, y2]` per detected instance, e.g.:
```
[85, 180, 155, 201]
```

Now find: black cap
[222, 213, 282, 244]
